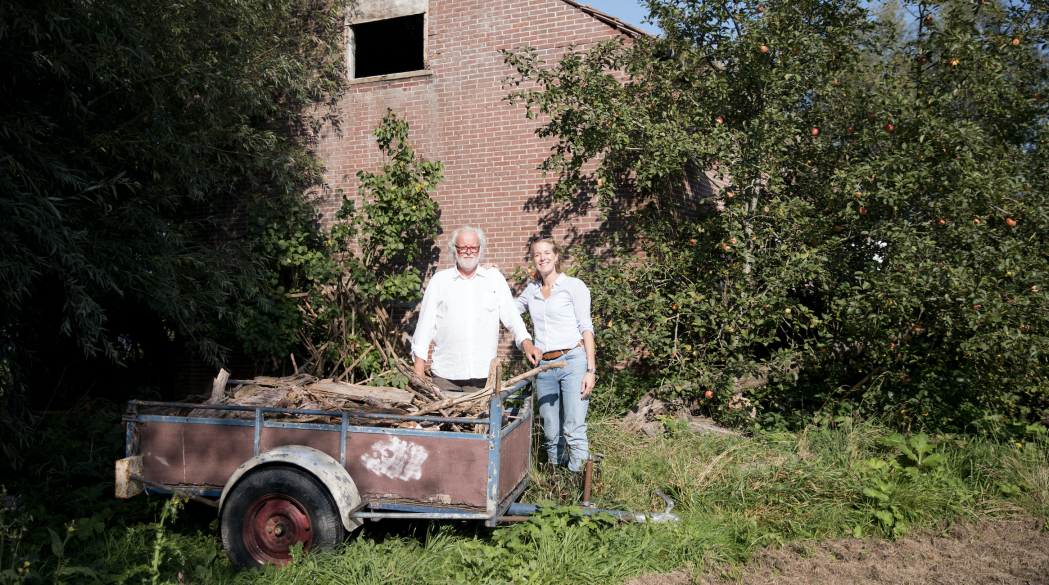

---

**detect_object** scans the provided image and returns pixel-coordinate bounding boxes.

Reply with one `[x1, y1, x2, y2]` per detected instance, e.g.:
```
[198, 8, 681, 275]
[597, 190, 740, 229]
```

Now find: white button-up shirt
[411, 266, 532, 380]
[514, 273, 594, 353]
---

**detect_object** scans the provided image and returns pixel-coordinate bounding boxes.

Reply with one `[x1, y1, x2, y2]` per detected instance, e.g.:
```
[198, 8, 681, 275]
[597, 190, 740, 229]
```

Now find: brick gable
[314, 0, 645, 277]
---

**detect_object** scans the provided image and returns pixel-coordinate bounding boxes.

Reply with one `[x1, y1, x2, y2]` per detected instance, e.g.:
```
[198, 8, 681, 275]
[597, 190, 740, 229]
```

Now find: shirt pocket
[483, 288, 499, 312]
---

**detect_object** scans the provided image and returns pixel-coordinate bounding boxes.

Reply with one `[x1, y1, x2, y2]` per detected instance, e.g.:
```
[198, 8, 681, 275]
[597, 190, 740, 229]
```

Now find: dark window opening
[353, 14, 425, 79]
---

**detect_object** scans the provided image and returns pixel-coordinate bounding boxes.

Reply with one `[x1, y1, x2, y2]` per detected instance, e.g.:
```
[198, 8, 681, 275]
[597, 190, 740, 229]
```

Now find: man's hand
[521, 339, 543, 366]
[413, 356, 427, 377]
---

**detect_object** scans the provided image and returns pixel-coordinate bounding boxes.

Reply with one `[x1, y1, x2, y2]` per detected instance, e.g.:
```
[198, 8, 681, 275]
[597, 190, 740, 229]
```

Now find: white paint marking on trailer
[154, 455, 169, 466]
[360, 436, 428, 481]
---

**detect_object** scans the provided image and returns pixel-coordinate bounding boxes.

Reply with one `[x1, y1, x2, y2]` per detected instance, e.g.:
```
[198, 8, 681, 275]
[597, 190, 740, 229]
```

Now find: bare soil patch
[627, 517, 1049, 585]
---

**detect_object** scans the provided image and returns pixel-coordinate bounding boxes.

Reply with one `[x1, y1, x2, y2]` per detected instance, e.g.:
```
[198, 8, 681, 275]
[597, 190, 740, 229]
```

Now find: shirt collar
[453, 265, 489, 281]
[531, 272, 566, 297]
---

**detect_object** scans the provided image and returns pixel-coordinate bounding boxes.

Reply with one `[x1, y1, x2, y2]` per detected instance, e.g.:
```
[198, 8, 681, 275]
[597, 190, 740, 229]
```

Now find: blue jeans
[535, 345, 589, 472]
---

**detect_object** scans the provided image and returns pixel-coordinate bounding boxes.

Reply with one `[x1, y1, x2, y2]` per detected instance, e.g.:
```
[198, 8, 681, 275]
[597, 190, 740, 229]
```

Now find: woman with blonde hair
[515, 236, 596, 474]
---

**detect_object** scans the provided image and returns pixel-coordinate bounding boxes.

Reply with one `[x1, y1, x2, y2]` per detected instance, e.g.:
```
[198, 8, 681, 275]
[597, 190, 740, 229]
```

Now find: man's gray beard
[457, 256, 479, 271]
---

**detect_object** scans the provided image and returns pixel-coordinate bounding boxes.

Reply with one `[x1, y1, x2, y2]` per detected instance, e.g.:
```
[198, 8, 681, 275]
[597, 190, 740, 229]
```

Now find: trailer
[116, 379, 678, 569]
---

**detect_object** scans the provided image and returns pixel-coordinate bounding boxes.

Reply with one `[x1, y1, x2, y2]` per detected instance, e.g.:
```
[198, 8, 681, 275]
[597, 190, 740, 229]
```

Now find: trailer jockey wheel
[221, 466, 344, 569]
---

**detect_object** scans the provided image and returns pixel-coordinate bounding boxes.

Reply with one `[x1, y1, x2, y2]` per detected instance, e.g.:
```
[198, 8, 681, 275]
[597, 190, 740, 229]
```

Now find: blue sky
[582, 0, 661, 35]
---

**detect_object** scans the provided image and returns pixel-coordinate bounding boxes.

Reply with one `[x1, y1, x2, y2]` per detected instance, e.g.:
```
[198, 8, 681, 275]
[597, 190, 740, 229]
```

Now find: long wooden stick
[413, 360, 567, 416]
[337, 346, 373, 382]
[501, 360, 567, 389]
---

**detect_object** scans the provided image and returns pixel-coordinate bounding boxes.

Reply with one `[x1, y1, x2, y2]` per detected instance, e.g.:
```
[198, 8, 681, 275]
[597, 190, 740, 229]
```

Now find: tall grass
[75, 416, 1047, 585]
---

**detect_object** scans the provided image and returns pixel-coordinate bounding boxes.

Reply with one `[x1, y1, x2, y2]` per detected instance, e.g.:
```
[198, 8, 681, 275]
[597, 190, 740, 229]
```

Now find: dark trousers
[432, 376, 488, 393]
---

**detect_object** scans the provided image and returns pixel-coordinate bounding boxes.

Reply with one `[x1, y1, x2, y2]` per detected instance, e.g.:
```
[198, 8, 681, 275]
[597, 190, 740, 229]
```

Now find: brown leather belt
[542, 341, 582, 361]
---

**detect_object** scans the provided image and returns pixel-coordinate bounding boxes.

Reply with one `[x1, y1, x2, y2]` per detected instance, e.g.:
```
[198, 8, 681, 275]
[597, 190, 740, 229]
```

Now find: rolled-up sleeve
[497, 275, 533, 349]
[571, 280, 594, 336]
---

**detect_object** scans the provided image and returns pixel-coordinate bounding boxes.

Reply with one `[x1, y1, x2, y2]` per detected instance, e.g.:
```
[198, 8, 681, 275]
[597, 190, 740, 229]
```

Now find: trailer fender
[219, 446, 363, 533]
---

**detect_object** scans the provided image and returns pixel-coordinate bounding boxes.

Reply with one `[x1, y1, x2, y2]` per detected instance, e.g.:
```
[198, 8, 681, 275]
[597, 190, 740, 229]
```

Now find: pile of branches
[191, 357, 564, 432]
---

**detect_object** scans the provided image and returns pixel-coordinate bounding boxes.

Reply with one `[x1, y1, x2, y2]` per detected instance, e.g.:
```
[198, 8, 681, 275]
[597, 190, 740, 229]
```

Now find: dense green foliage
[1, 397, 1045, 584]
[504, 0, 1049, 431]
[239, 109, 443, 385]
[0, 0, 345, 433]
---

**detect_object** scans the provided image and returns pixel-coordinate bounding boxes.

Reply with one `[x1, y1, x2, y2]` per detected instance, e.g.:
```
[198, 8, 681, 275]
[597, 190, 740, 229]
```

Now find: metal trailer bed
[117, 380, 536, 568]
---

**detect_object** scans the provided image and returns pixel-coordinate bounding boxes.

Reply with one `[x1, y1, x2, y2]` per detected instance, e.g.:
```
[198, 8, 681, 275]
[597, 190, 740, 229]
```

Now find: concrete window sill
[346, 69, 433, 86]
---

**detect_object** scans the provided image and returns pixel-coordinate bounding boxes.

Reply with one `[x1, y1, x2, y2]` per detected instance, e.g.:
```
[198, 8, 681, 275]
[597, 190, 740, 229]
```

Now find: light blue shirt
[514, 273, 595, 353]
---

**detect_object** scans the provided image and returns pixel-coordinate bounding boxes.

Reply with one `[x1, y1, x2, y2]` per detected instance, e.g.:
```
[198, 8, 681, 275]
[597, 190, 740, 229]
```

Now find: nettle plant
[505, 0, 1048, 430]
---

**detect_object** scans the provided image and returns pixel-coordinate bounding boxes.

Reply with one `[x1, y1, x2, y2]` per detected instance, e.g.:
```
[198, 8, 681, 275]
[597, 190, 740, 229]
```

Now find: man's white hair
[448, 225, 486, 263]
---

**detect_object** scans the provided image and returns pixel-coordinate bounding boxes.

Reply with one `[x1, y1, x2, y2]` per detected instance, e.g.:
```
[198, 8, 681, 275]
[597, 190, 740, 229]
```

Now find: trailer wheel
[220, 466, 344, 569]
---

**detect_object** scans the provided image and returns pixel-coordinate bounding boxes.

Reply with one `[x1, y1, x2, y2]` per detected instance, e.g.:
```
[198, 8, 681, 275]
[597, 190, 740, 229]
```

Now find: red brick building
[312, 0, 649, 270]
[180, 0, 717, 390]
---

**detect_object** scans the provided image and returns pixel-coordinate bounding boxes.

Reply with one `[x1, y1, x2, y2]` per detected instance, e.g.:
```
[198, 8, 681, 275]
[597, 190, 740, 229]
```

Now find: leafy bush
[236, 109, 443, 385]
[505, 0, 1049, 431]
[0, 0, 347, 436]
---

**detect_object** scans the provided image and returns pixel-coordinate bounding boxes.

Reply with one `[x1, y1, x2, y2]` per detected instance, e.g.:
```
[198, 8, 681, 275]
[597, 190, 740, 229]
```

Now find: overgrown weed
[3, 403, 1047, 584]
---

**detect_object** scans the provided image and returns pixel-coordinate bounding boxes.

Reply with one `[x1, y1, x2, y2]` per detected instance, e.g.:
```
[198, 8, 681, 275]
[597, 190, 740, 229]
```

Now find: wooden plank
[307, 382, 413, 405]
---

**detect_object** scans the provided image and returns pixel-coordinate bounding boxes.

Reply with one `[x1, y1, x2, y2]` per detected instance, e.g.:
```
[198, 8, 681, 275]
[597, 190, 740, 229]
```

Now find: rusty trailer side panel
[347, 431, 489, 507]
[497, 416, 531, 504]
[137, 421, 494, 508]
[127, 381, 535, 515]
[140, 422, 255, 486]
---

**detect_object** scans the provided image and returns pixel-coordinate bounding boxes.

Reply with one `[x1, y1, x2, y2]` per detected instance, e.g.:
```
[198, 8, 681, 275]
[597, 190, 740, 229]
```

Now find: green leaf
[873, 510, 895, 526]
[47, 527, 64, 558]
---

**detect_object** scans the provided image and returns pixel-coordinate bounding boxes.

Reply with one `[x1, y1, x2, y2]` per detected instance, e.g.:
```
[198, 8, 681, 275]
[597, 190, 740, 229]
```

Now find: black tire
[220, 465, 345, 569]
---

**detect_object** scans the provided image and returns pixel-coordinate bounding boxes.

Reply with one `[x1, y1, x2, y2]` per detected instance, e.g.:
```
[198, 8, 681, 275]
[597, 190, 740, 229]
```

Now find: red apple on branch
[884, 123, 894, 132]
[705, 390, 714, 398]
[846, 126, 855, 133]
[859, 207, 868, 215]
[811, 128, 819, 135]
[760, 45, 769, 53]
[716, 116, 724, 124]
[1006, 218, 1017, 226]
[1012, 38, 1020, 45]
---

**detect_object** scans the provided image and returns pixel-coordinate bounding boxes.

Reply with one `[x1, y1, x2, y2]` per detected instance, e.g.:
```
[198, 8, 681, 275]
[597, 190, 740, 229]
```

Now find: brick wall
[311, 0, 647, 364]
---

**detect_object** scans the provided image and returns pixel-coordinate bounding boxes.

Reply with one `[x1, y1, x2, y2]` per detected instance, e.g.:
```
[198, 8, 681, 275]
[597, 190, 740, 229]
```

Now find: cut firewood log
[395, 358, 447, 401]
[209, 369, 230, 404]
[234, 384, 265, 399]
[306, 381, 414, 405]
[484, 358, 501, 392]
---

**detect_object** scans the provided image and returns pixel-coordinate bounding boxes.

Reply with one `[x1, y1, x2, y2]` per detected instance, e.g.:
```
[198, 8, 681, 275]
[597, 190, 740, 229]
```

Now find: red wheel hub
[242, 494, 313, 566]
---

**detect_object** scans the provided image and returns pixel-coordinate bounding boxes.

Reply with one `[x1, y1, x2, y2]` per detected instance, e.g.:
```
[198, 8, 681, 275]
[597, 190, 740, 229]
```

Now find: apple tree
[503, 0, 1048, 431]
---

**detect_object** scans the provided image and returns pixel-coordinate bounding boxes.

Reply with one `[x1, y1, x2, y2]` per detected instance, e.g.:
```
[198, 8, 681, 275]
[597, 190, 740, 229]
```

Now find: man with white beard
[412, 226, 544, 393]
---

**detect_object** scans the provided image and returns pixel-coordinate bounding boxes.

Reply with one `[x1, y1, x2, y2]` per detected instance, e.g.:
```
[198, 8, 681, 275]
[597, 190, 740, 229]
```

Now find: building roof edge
[558, 0, 651, 38]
